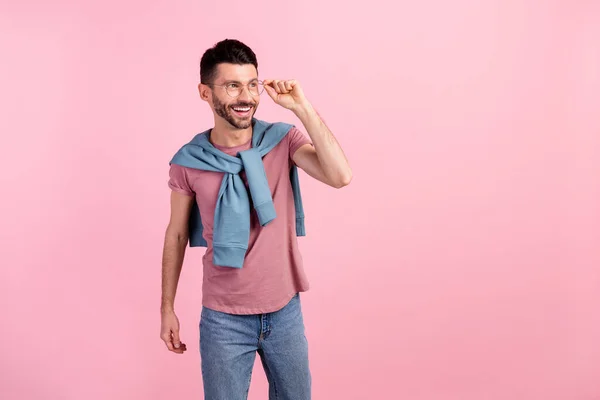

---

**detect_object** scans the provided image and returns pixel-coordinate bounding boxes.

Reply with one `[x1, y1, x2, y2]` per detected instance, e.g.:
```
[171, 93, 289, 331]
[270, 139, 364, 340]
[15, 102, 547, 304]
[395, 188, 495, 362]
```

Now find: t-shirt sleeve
[168, 163, 195, 196]
[288, 126, 313, 164]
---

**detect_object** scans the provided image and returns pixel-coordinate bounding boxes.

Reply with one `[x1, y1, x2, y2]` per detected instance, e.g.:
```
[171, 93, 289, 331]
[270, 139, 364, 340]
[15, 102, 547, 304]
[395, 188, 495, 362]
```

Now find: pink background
[1, 1, 599, 399]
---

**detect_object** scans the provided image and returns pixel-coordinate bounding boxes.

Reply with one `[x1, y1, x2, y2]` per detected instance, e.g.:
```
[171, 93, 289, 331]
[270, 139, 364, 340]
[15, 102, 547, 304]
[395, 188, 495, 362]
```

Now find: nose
[237, 85, 252, 101]
[239, 84, 259, 103]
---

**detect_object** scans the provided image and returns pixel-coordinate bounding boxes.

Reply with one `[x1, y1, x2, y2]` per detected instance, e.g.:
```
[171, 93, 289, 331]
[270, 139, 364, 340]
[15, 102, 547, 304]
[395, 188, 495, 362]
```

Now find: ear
[198, 83, 210, 102]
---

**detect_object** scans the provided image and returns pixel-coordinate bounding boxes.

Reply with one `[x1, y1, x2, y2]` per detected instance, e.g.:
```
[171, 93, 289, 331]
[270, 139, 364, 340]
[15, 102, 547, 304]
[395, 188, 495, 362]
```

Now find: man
[160, 39, 352, 400]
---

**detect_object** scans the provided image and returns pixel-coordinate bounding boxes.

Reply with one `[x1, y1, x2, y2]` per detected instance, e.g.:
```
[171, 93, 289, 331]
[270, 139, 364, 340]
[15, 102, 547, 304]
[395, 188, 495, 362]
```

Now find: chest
[186, 147, 292, 212]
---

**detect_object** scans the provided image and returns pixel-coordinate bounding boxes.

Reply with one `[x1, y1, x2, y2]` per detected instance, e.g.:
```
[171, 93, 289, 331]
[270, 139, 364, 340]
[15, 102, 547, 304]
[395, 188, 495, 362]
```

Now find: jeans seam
[245, 368, 253, 400]
[273, 379, 279, 399]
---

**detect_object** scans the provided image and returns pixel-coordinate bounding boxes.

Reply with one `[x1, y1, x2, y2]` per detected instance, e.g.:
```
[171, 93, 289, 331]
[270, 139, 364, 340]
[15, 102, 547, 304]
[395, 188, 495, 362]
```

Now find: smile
[231, 106, 253, 117]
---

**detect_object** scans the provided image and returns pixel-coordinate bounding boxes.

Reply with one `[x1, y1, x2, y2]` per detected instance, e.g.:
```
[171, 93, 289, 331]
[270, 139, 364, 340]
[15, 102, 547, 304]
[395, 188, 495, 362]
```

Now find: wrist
[161, 304, 175, 314]
[292, 100, 315, 119]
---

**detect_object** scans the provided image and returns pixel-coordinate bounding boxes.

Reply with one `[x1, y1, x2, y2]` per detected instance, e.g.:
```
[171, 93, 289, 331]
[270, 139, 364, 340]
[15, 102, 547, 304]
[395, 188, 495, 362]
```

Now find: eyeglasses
[206, 80, 265, 97]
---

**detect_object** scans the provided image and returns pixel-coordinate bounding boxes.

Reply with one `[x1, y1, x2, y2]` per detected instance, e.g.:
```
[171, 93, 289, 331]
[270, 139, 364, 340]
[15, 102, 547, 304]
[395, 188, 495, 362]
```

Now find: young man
[160, 39, 352, 400]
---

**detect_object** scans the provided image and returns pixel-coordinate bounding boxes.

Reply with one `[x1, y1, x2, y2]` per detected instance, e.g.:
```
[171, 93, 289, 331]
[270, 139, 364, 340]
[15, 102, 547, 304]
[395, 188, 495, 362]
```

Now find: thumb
[172, 329, 181, 348]
[264, 83, 278, 100]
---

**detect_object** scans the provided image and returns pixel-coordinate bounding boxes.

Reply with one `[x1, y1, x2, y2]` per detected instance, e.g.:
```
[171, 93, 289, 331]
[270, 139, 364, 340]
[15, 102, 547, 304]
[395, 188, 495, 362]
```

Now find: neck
[209, 118, 253, 147]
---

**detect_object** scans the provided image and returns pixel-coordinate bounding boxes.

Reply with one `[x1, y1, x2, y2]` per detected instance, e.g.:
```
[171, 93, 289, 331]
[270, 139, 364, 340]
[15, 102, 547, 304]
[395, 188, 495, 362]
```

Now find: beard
[212, 93, 257, 130]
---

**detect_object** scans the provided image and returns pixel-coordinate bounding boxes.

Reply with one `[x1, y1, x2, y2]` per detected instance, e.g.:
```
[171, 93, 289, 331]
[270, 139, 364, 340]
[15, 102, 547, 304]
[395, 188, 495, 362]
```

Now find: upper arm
[166, 164, 195, 236]
[288, 126, 335, 187]
[167, 190, 194, 237]
[291, 143, 334, 187]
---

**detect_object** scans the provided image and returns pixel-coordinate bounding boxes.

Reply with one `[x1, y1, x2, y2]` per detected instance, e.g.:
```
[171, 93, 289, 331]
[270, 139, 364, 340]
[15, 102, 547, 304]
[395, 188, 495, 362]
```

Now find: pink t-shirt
[168, 126, 313, 314]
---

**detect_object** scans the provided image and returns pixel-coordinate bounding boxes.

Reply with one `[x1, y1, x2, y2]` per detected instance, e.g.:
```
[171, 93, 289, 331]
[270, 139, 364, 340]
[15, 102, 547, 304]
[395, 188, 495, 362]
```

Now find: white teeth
[232, 106, 251, 112]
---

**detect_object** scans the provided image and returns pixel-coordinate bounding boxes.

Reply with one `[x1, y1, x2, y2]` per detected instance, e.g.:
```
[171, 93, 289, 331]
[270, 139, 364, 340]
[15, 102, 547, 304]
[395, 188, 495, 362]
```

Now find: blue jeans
[199, 293, 311, 400]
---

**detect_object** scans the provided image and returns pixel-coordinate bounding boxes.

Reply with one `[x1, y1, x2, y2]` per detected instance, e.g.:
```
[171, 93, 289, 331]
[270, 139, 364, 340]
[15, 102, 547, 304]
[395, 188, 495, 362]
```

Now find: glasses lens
[226, 84, 241, 97]
[249, 81, 264, 96]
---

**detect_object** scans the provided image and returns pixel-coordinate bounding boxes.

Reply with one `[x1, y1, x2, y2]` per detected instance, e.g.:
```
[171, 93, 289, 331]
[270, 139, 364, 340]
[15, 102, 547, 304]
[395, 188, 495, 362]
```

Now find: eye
[249, 82, 258, 88]
[227, 83, 239, 89]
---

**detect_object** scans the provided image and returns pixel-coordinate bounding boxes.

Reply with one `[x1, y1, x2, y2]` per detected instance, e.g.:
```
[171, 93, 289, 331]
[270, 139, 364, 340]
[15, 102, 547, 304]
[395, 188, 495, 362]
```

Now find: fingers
[276, 80, 287, 93]
[170, 329, 187, 353]
[263, 79, 297, 94]
[172, 330, 183, 349]
[161, 332, 174, 351]
[284, 80, 295, 91]
[171, 339, 187, 354]
[263, 82, 277, 100]
[160, 331, 187, 354]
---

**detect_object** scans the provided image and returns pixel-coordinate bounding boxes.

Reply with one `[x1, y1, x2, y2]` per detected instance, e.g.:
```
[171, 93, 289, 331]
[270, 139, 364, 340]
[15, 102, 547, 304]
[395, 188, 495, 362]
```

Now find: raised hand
[262, 79, 308, 111]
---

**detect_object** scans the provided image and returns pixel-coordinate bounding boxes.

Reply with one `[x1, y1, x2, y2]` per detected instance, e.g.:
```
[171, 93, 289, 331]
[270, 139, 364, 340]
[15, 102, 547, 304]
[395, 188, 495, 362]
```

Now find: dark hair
[200, 39, 258, 84]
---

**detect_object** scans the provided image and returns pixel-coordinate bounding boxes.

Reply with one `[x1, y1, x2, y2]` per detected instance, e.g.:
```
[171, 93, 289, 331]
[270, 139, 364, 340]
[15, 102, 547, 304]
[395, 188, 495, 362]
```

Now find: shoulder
[169, 162, 190, 177]
[255, 118, 294, 135]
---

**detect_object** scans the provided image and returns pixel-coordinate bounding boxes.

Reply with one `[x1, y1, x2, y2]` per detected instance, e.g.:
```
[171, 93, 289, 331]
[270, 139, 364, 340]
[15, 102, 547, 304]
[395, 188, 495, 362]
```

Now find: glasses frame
[206, 79, 265, 98]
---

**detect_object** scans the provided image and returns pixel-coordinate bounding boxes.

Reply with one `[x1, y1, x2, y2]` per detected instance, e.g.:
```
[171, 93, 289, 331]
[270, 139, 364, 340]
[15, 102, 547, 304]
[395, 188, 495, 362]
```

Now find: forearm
[293, 102, 352, 187]
[161, 231, 188, 313]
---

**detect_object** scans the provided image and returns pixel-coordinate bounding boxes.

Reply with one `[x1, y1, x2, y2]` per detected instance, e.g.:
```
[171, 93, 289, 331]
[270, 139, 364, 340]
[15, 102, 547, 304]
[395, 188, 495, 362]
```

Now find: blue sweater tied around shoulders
[169, 118, 306, 269]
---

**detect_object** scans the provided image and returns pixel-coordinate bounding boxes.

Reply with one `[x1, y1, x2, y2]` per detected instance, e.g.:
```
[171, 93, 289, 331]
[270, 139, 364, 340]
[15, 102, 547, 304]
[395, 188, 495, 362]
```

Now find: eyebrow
[222, 78, 259, 84]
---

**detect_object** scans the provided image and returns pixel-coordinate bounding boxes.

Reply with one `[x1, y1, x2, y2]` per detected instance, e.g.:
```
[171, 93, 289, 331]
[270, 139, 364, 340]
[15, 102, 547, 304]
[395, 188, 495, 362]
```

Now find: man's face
[208, 63, 260, 130]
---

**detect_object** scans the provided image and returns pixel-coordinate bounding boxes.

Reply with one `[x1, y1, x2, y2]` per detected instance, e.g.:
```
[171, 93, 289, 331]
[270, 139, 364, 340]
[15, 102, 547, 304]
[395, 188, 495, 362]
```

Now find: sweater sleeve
[168, 164, 195, 196]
